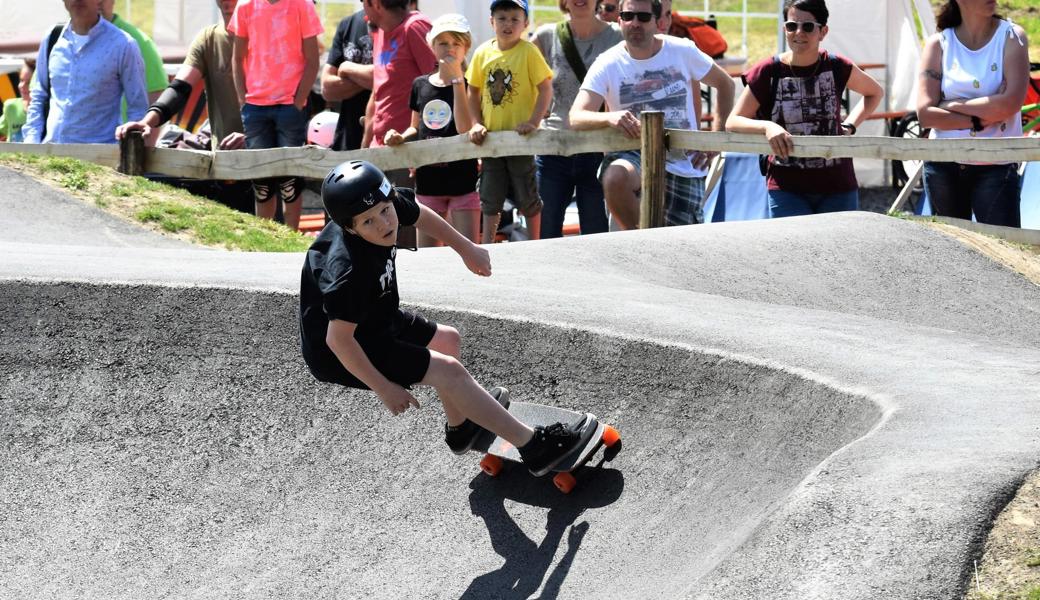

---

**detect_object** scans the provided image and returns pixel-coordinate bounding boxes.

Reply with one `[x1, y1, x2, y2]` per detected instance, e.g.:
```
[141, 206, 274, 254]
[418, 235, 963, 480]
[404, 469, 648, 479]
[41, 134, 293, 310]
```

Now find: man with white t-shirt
[569, 0, 733, 229]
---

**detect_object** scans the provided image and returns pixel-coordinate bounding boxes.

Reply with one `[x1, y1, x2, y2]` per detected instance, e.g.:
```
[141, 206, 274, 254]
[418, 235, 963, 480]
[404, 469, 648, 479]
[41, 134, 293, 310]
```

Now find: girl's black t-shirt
[409, 74, 479, 197]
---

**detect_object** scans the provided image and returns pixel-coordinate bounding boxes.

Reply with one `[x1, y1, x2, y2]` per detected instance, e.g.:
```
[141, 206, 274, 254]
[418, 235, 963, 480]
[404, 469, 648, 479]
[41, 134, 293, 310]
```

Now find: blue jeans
[922, 161, 1021, 227]
[767, 189, 859, 219]
[536, 153, 608, 237]
[242, 103, 308, 206]
[242, 103, 308, 150]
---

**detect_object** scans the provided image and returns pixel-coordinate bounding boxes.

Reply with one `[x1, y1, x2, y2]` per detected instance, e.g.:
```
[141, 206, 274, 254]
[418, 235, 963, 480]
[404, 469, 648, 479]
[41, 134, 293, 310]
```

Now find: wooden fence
[2, 113, 1038, 228]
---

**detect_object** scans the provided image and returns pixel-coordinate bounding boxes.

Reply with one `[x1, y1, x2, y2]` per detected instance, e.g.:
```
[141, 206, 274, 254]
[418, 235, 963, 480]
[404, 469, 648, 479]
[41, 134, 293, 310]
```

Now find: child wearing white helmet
[383, 13, 481, 246]
[307, 110, 339, 148]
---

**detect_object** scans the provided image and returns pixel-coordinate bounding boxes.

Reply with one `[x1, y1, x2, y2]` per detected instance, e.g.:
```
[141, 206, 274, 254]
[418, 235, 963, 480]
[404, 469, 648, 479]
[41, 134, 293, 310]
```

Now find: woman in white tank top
[916, 0, 1029, 227]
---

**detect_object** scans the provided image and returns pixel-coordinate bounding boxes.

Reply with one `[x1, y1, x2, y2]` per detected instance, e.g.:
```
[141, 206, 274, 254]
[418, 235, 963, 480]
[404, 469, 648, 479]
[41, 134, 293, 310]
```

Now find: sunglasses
[599, 3, 617, 12]
[619, 10, 653, 23]
[784, 20, 823, 33]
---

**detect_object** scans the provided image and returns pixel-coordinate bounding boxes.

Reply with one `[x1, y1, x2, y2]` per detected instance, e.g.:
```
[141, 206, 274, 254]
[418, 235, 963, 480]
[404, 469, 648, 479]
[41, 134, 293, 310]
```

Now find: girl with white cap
[384, 13, 481, 246]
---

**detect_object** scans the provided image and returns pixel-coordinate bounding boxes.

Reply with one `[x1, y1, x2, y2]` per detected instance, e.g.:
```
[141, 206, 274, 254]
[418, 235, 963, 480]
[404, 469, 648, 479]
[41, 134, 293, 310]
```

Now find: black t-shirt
[408, 74, 479, 196]
[299, 190, 421, 378]
[327, 11, 373, 151]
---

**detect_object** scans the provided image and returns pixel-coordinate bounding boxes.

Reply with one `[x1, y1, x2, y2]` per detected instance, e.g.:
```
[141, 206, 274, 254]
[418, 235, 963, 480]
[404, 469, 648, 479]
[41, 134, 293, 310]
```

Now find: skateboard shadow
[459, 468, 624, 600]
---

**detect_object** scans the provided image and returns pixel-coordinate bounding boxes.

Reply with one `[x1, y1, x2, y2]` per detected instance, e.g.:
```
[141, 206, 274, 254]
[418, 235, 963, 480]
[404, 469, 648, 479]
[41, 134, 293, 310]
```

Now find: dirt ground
[932, 225, 1040, 600]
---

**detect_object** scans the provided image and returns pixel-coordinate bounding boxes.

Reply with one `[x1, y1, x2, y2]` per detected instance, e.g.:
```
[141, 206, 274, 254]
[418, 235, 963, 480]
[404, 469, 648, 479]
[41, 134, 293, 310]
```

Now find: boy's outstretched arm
[327, 319, 420, 415]
[416, 204, 492, 276]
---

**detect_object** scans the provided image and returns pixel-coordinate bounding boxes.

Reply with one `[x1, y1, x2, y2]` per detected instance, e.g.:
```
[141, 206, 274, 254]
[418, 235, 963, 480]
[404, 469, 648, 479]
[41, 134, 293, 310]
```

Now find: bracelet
[840, 121, 856, 135]
[971, 116, 984, 132]
[450, 76, 465, 85]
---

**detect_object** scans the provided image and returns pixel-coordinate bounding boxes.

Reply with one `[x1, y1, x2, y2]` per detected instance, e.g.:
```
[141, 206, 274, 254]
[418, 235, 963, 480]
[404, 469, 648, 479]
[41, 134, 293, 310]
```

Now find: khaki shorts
[479, 156, 543, 217]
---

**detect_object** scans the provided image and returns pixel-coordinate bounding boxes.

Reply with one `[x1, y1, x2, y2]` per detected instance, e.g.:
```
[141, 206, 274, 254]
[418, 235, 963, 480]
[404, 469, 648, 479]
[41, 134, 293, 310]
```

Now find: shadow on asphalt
[459, 468, 624, 599]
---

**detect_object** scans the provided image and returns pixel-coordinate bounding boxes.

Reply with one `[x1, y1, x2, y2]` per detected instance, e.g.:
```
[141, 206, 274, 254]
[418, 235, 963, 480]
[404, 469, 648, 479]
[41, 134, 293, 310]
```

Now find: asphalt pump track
[1, 169, 1039, 599]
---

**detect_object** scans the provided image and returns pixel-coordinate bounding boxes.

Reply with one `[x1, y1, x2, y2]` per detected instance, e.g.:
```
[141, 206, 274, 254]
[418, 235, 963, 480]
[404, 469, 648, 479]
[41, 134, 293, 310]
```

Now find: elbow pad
[147, 78, 194, 124]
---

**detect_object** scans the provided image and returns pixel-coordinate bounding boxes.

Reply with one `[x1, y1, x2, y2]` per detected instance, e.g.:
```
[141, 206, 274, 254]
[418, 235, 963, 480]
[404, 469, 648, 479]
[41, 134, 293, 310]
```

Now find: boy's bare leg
[525, 211, 541, 241]
[283, 199, 302, 231]
[422, 351, 534, 449]
[481, 212, 500, 244]
[452, 209, 480, 244]
[427, 326, 464, 425]
[255, 184, 278, 220]
[601, 161, 641, 230]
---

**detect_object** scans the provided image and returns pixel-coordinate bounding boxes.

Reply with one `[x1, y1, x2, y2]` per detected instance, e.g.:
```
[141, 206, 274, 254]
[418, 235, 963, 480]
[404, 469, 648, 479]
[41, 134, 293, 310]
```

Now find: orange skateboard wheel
[480, 454, 504, 477]
[553, 472, 577, 494]
[602, 425, 621, 447]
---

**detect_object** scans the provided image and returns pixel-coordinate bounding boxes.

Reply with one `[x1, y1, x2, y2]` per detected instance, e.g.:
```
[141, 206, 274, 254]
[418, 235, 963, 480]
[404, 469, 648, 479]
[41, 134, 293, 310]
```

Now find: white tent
[152, 0, 221, 47]
[815, 0, 936, 114]
[0, 2, 69, 52]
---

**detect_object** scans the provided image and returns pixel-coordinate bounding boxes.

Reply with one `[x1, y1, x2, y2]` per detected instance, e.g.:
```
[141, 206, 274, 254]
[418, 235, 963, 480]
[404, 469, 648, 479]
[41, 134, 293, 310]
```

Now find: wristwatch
[971, 116, 984, 132]
[840, 121, 857, 135]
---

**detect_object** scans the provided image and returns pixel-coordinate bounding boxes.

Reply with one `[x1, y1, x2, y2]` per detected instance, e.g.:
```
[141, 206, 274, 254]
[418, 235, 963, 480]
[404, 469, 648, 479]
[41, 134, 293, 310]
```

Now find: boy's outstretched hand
[378, 383, 420, 416]
[460, 242, 492, 277]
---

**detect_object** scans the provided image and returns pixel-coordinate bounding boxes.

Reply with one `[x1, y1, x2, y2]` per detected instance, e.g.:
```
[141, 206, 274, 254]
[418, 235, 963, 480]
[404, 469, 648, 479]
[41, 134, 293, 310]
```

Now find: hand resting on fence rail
[1, 129, 1037, 181]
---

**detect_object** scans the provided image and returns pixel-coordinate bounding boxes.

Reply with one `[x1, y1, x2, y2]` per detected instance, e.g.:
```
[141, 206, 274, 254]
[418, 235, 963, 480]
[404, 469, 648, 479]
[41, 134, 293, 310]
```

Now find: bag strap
[556, 21, 588, 83]
[769, 55, 782, 126]
[41, 22, 64, 141]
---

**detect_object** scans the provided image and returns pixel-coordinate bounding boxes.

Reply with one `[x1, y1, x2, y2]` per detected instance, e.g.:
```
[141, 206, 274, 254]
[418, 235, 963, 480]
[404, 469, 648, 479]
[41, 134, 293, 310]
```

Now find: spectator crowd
[4, 0, 1031, 233]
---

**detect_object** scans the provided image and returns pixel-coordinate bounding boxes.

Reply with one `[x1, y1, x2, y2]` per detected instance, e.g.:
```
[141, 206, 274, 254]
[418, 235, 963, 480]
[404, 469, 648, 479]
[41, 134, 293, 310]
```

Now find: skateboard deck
[471, 400, 622, 494]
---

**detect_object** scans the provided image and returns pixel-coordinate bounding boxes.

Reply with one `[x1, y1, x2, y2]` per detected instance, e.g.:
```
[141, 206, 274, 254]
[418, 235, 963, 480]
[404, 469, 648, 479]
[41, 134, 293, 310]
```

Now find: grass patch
[0, 153, 312, 252]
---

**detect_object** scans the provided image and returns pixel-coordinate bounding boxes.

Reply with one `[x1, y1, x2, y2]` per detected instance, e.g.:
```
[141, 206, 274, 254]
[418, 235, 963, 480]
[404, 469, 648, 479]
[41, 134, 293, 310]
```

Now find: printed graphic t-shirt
[327, 11, 374, 151]
[227, 0, 324, 106]
[582, 36, 713, 178]
[744, 51, 857, 193]
[299, 190, 421, 380]
[370, 12, 436, 147]
[466, 39, 553, 133]
[409, 74, 478, 196]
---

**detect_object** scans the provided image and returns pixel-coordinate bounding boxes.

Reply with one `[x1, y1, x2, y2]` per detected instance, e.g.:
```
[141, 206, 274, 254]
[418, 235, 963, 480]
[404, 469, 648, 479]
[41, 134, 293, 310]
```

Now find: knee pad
[278, 178, 299, 204]
[252, 181, 273, 204]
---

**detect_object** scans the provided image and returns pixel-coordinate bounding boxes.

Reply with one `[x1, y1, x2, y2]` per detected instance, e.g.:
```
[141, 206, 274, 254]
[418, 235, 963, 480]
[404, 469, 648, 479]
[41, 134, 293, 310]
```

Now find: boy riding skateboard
[299, 160, 591, 475]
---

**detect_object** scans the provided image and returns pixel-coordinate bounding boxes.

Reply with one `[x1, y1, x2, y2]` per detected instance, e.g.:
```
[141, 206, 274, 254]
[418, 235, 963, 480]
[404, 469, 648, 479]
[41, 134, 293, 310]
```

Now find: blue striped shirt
[24, 17, 147, 144]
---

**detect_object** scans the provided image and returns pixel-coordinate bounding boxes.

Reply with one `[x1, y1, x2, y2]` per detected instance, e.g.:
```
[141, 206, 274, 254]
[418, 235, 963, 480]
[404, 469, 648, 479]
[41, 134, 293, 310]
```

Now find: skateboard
[471, 399, 622, 494]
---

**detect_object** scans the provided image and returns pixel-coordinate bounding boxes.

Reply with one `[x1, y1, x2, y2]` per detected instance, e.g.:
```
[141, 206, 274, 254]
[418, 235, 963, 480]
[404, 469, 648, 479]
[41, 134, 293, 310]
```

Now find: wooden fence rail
[2, 127, 1037, 227]
[3, 129, 1037, 182]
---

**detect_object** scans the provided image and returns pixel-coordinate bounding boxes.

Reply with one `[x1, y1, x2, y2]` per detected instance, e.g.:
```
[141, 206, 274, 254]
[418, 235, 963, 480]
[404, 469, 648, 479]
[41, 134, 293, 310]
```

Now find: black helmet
[322, 160, 395, 228]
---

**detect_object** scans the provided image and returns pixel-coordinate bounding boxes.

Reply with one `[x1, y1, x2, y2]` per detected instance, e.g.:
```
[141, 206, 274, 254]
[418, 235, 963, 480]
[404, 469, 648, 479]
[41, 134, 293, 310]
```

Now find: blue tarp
[703, 153, 769, 223]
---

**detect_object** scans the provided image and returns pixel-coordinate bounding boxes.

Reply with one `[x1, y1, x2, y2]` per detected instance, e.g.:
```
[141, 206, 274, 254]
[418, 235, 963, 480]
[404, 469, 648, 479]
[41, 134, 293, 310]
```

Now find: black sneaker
[444, 386, 511, 454]
[518, 415, 594, 477]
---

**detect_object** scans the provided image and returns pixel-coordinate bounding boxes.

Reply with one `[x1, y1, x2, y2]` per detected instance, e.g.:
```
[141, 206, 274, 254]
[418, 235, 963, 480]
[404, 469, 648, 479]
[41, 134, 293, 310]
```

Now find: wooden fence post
[639, 111, 666, 229]
[118, 130, 146, 177]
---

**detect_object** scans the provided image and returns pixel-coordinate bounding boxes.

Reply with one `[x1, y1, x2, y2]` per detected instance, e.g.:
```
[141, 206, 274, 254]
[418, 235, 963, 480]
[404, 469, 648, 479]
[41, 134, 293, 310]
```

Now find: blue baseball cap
[490, 0, 528, 14]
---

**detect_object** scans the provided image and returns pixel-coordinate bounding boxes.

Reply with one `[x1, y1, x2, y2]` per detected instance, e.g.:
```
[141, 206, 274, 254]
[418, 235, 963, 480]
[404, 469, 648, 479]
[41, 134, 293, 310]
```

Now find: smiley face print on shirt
[422, 99, 453, 131]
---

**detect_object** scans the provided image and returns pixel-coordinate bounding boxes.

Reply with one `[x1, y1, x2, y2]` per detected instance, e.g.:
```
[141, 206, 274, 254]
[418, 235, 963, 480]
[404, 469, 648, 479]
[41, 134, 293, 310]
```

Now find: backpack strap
[41, 22, 65, 141]
[556, 21, 588, 83]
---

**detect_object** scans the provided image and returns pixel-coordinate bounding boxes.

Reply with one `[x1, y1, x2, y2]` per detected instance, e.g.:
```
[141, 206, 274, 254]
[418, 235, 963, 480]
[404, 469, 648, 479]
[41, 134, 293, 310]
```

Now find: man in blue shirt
[23, 0, 147, 144]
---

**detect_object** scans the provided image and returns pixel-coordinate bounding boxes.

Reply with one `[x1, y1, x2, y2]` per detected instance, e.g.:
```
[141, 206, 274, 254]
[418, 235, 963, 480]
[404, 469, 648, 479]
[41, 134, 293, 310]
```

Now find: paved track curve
[1, 173, 1039, 599]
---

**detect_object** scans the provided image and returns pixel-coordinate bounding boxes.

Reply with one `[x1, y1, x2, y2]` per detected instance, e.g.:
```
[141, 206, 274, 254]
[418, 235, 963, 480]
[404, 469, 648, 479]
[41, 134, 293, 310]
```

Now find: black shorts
[316, 310, 438, 390]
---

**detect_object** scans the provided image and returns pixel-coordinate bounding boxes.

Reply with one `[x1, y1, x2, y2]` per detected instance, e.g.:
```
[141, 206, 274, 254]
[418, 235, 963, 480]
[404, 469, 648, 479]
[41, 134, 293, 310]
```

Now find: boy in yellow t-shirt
[466, 0, 553, 243]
